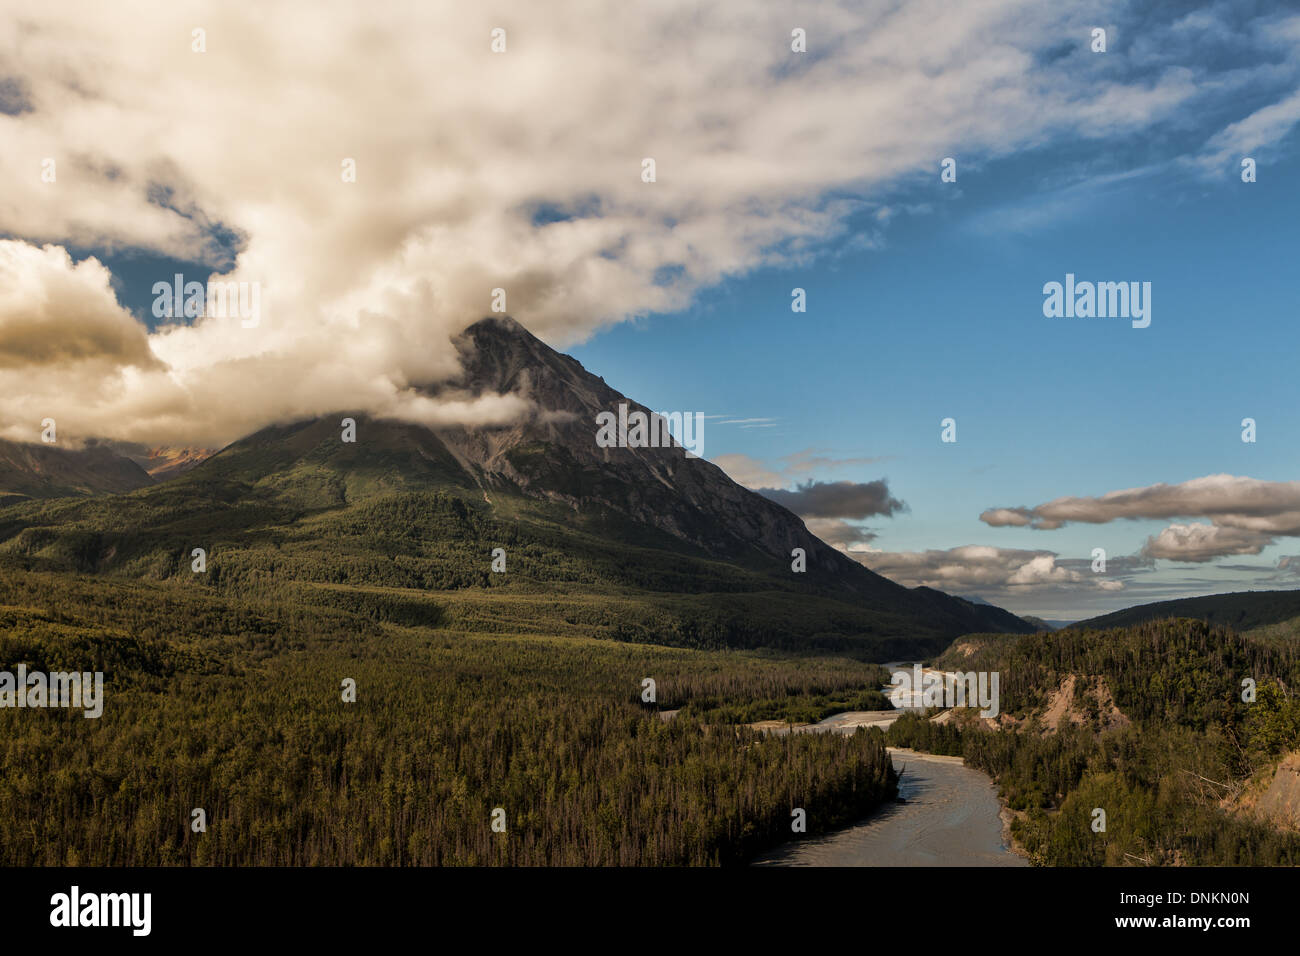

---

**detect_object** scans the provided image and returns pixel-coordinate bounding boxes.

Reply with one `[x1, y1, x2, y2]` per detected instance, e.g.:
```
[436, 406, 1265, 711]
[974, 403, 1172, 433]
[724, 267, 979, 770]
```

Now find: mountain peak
[442, 314, 601, 418]
[463, 314, 531, 337]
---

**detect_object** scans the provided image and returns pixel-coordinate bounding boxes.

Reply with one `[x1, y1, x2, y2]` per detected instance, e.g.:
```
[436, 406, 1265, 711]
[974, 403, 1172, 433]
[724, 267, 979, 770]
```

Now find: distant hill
[1072, 589, 1300, 633]
[0, 316, 1033, 658]
[910, 587, 1033, 636]
[959, 594, 1046, 631]
[1020, 615, 1058, 632]
[0, 437, 154, 504]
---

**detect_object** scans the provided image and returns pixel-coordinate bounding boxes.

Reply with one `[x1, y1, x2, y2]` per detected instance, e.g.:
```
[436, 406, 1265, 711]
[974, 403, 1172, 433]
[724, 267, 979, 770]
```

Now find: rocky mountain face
[429, 317, 864, 577]
[427, 318, 1032, 629]
[134, 446, 216, 480]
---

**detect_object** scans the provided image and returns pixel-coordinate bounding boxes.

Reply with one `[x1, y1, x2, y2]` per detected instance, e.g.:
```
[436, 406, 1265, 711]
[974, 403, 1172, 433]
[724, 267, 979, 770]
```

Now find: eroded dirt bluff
[1252, 753, 1300, 830]
[992, 673, 1131, 734]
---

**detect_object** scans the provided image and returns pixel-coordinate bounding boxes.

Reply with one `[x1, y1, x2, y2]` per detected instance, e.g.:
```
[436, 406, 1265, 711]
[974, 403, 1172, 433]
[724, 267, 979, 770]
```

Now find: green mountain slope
[0, 317, 1032, 658]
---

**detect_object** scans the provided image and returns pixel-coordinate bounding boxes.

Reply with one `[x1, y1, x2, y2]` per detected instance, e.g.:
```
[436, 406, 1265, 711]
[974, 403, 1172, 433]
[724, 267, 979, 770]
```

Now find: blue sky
[572, 112, 1300, 618]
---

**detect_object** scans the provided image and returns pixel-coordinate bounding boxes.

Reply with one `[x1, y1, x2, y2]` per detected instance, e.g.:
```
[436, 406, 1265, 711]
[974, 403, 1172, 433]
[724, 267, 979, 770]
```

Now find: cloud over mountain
[0, 0, 1260, 446]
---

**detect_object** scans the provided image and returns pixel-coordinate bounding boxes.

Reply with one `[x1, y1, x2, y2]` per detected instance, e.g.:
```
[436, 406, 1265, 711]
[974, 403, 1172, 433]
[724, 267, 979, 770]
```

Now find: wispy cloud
[1190, 88, 1300, 176]
[965, 163, 1167, 235]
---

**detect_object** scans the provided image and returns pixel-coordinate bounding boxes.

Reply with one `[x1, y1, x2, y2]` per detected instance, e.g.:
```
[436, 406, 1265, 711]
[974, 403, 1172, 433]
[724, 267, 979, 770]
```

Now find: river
[752, 746, 1028, 867]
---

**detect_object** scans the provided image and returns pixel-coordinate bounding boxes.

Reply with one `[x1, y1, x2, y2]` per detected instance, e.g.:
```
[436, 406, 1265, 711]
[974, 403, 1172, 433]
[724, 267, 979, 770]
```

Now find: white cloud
[983, 474, 1300, 560]
[1141, 522, 1271, 563]
[0, 1, 1265, 444]
[0, 241, 160, 371]
[852, 544, 1120, 593]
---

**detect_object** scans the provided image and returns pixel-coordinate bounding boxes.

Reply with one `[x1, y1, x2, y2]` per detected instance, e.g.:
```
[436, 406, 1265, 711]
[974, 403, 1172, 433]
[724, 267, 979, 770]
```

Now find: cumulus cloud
[851, 544, 1123, 592]
[0, 0, 1243, 445]
[1140, 522, 1272, 563]
[0, 242, 161, 371]
[0, 247, 531, 446]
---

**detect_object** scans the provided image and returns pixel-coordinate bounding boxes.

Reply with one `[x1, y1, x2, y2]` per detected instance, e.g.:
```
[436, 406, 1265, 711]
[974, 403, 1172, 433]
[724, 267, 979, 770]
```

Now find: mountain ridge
[0, 316, 1034, 654]
[0, 437, 154, 504]
[1072, 588, 1300, 634]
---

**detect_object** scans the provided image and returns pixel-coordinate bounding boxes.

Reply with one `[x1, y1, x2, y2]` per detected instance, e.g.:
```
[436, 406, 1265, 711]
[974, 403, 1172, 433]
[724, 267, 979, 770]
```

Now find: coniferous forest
[0, 562, 897, 866]
[887, 620, 1300, 866]
[7, 531, 1300, 866]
